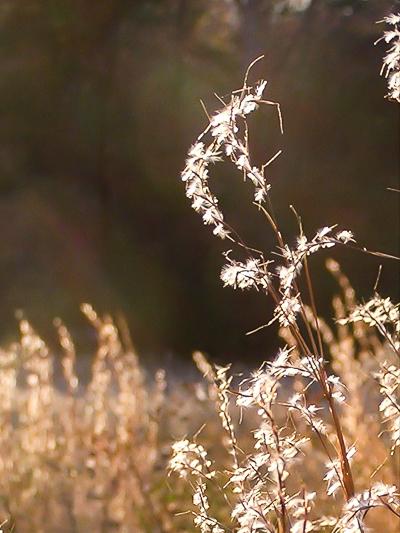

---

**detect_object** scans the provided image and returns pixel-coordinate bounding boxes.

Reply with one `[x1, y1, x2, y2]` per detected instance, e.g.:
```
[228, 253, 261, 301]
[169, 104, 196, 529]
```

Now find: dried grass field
[0, 8, 399, 533]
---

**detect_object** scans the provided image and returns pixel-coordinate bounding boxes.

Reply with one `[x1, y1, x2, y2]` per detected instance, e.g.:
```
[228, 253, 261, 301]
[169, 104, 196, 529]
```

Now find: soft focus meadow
[0, 267, 398, 532]
[0, 4, 399, 533]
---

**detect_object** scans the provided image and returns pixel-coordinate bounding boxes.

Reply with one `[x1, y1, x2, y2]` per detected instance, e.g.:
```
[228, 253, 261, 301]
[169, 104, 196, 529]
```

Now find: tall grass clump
[169, 55, 400, 532]
[0, 306, 177, 532]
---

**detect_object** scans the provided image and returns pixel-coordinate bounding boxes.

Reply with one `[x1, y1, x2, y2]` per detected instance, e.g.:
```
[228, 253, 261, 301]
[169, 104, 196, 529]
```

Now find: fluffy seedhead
[378, 13, 400, 102]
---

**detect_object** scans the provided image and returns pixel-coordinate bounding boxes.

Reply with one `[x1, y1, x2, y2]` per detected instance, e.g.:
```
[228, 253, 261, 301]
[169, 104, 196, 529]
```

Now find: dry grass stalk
[169, 58, 400, 533]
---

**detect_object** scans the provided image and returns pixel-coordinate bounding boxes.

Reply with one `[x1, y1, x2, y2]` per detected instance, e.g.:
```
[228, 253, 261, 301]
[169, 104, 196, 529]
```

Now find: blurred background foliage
[0, 0, 398, 363]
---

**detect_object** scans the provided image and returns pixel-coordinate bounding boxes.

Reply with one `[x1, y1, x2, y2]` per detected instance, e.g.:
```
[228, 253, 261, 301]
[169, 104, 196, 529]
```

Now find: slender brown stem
[320, 369, 355, 500]
[302, 257, 355, 499]
[303, 256, 325, 359]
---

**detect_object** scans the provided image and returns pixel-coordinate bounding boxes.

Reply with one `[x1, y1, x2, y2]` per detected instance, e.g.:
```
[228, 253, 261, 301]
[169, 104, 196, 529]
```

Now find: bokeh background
[0, 0, 398, 363]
